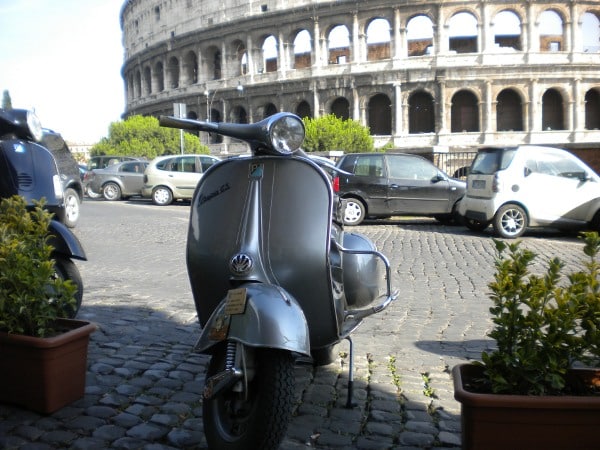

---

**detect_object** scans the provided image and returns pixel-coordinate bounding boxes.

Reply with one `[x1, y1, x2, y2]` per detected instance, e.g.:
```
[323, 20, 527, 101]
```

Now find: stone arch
[330, 97, 350, 119]
[154, 61, 164, 92]
[134, 70, 142, 98]
[582, 12, 600, 53]
[366, 18, 391, 61]
[143, 66, 152, 95]
[408, 90, 435, 133]
[203, 45, 221, 80]
[293, 29, 312, 69]
[585, 88, 600, 130]
[368, 93, 392, 135]
[167, 56, 180, 89]
[262, 35, 278, 73]
[496, 88, 523, 131]
[183, 50, 198, 85]
[406, 15, 434, 57]
[296, 100, 311, 118]
[448, 11, 479, 53]
[327, 24, 350, 64]
[492, 10, 522, 51]
[451, 90, 480, 132]
[263, 103, 278, 119]
[542, 88, 565, 130]
[539, 9, 565, 52]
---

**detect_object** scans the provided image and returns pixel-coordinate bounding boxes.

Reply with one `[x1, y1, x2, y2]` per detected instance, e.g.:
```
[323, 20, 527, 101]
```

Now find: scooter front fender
[49, 220, 87, 260]
[195, 283, 310, 357]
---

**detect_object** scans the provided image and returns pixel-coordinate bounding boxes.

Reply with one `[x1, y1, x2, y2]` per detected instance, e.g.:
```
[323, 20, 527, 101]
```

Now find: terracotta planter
[0, 319, 96, 414]
[453, 363, 600, 450]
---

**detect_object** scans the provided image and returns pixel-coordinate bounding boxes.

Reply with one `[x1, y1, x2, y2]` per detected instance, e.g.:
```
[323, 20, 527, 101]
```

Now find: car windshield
[470, 148, 517, 174]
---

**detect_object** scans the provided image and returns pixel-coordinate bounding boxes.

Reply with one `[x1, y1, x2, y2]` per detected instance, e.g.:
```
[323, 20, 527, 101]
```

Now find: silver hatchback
[142, 154, 221, 205]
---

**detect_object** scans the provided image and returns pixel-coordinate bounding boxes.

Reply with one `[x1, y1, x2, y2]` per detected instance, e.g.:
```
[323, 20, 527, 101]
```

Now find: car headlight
[268, 114, 304, 155]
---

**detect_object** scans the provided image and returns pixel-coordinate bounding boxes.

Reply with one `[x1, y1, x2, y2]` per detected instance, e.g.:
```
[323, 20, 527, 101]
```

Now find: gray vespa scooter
[160, 112, 397, 450]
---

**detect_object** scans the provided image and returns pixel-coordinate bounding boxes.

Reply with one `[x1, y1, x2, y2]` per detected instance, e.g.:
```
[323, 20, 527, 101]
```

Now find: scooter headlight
[26, 110, 43, 142]
[269, 114, 304, 155]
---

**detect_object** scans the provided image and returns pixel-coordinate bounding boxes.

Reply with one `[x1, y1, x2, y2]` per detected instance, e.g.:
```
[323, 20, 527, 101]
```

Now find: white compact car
[458, 145, 600, 238]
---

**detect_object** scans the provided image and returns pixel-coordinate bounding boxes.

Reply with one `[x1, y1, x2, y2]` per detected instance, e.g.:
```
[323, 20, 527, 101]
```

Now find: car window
[157, 157, 196, 172]
[471, 148, 517, 174]
[200, 156, 218, 171]
[354, 155, 384, 177]
[121, 162, 145, 173]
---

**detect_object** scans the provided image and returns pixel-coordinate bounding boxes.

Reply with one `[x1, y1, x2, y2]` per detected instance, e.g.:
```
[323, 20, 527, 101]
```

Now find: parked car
[40, 129, 83, 228]
[87, 155, 143, 170]
[142, 154, 221, 205]
[334, 152, 466, 225]
[87, 160, 149, 201]
[458, 145, 600, 238]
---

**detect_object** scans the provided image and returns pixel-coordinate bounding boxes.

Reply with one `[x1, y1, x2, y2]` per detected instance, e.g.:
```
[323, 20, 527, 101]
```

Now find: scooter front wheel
[203, 345, 295, 450]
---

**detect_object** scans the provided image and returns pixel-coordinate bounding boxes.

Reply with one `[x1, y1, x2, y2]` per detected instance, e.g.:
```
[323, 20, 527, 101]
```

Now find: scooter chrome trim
[195, 282, 311, 357]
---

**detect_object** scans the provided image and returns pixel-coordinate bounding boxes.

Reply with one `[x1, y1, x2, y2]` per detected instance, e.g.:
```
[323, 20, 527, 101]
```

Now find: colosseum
[120, 0, 600, 167]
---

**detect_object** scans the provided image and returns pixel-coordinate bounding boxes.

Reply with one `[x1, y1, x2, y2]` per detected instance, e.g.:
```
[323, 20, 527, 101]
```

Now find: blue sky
[0, 0, 125, 143]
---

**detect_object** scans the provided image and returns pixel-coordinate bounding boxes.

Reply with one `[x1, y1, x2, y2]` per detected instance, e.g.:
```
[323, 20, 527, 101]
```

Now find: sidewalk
[5, 207, 578, 449]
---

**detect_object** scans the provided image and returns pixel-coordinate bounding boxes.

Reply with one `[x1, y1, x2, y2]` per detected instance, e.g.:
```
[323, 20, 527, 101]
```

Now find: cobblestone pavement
[0, 199, 587, 449]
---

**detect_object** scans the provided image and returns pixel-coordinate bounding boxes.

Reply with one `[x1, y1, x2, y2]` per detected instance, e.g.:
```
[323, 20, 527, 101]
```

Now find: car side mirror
[432, 173, 446, 183]
[524, 167, 532, 177]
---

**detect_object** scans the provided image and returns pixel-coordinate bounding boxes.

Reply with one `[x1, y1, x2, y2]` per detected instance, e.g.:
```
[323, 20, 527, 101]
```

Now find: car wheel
[102, 182, 122, 201]
[493, 204, 527, 239]
[63, 188, 80, 228]
[342, 198, 366, 226]
[85, 185, 102, 199]
[464, 218, 489, 232]
[152, 186, 173, 206]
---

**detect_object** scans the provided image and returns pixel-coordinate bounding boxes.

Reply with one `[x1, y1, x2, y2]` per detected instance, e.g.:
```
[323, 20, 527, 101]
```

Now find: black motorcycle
[0, 108, 86, 316]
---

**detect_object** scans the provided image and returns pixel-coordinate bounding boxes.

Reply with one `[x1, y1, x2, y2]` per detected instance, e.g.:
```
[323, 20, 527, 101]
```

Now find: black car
[334, 152, 466, 225]
[40, 129, 83, 228]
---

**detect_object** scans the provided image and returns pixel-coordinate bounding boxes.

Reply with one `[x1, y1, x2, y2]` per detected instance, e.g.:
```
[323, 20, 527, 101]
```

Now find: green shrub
[478, 233, 600, 395]
[0, 196, 76, 337]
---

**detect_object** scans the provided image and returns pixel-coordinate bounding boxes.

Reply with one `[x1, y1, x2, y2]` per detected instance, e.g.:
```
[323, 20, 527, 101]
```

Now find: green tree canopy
[90, 115, 208, 159]
[2, 90, 12, 110]
[302, 115, 374, 153]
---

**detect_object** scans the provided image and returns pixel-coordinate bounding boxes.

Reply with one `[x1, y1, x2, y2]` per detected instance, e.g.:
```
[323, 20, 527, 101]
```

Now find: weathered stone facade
[120, 0, 600, 156]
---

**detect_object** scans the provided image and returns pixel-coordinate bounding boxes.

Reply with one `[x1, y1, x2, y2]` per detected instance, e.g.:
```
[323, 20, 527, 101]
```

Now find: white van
[457, 145, 600, 238]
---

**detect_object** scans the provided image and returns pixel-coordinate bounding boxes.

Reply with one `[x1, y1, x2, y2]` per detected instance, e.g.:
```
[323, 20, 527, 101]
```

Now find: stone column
[394, 83, 402, 135]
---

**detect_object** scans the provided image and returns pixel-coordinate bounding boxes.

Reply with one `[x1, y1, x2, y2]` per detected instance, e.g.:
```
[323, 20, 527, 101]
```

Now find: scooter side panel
[195, 283, 310, 355]
[187, 156, 342, 348]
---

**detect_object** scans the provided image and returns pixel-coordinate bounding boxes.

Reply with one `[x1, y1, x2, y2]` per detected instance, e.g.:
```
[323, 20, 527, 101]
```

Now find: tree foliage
[90, 115, 208, 159]
[2, 90, 12, 110]
[302, 115, 374, 153]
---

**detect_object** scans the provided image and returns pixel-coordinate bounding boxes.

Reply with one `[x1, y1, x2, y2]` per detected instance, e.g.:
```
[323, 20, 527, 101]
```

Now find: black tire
[493, 203, 528, 239]
[53, 256, 83, 318]
[152, 186, 173, 206]
[464, 217, 489, 232]
[63, 188, 80, 228]
[203, 346, 295, 450]
[85, 185, 102, 199]
[342, 198, 366, 225]
[103, 182, 122, 201]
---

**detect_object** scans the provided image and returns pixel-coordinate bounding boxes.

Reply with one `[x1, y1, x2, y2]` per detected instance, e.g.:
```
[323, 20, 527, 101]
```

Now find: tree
[302, 115, 374, 153]
[90, 115, 208, 159]
[2, 90, 12, 110]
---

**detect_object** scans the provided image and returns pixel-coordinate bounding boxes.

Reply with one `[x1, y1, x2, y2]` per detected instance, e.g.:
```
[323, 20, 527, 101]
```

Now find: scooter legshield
[195, 282, 310, 357]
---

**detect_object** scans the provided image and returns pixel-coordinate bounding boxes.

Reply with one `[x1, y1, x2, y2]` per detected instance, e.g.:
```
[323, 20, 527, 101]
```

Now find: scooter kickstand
[345, 336, 356, 408]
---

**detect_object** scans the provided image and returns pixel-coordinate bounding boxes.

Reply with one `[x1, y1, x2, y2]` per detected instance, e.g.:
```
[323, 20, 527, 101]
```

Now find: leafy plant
[477, 233, 600, 395]
[302, 115, 374, 153]
[0, 195, 76, 337]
